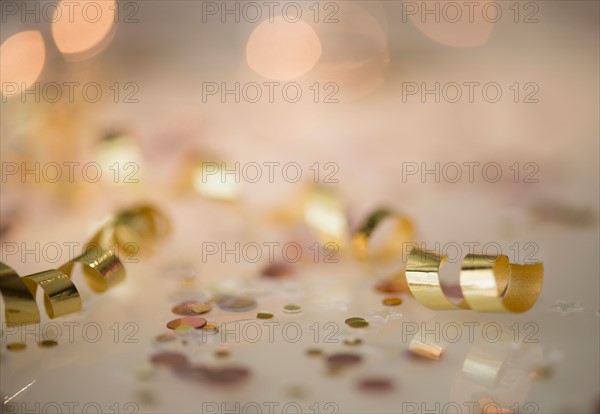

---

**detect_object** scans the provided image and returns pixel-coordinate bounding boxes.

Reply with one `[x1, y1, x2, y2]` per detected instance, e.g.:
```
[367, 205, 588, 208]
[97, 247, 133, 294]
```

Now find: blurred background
[1, 1, 599, 413]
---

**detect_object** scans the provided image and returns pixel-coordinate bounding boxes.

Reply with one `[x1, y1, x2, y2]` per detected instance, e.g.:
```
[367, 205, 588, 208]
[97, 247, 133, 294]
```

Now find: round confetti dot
[166, 317, 207, 330]
[202, 322, 219, 333]
[349, 320, 369, 328]
[375, 279, 407, 294]
[172, 302, 212, 316]
[345, 317, 369, 328]
[382, 297, 403, 306]
[343, 338, 363, 346]
[358, 378, 394, 393]
[38, 340, 58, 348]
[262, 262, 294, 278]
[306, 348, 323, 356]
[283, 304, 302, 313]
[215, 349, 230, 358]
[155, 333, 177, 343]
[204, 366, 250, 385]
[150, 352, 189, 369]
[217, 296, 257, 312]
[326, 353, 363, 368]
[6, 342, 26, 351]
[257, 312, 274, 319]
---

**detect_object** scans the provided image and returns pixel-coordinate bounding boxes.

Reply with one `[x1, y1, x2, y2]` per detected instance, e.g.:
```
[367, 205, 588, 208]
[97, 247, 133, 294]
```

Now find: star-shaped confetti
[546, 300, 584, 315]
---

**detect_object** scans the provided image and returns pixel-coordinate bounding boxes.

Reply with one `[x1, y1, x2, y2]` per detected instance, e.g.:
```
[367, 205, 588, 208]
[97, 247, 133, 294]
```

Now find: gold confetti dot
[306, 348, 323, 356]
[326, 353, 363, 368]
[343, 338, 363, 346]
[345, 317, 365, 325]
[166, 317, 207, 330]
[155, 333, 177, 343]
[6, 342, 26, 351]
[257, 312, 274, 319]
[283, 304, 302, 314]
[171, 302, 212, 316]
[217, 296, 257, 312]
[348, 320, 369, 328]
[345, 317, 368, 328]
[174, 325, 194, 333]
[382, 297, 403, 306]
[38, 340, 58, 348]
[358, 378, 394, 393]
[215, 349, 230, 358]
[374, 279, 408, 294]
[202, 322, 219, 333]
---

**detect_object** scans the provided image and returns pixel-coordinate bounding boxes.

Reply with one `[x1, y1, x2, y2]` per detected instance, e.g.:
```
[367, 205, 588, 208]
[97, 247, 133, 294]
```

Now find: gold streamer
[405, 248, 543, 313]
[352, 208, 415, 262]
[0, 204, 167, 326]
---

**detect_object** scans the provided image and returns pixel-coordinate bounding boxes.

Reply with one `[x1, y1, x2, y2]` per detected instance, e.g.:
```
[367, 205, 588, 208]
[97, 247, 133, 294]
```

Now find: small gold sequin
[217, 296, 257, 312]
[345, 317, 368, 328]
[257, 312, 274, 319]
[155, 333, 177, 343]
[343, 338, 363, 346]
[283, 304, 302, 314]
[171, 302, 212, 316]
[358, 378, 394, 393]
[38, 340, 58, 348]
[166, 317, 207, 330]
[374, 279, 408, 294]
[326, 353, 363, 368]
[215, 349, 230, 358]
[382, 297, 403, 306]
[150, 352, 189, 369]
[6, 342, 26, 351]
[262, 263, 294, 278]
[306, 348, 323, 356]
[202, 322, 219, 333]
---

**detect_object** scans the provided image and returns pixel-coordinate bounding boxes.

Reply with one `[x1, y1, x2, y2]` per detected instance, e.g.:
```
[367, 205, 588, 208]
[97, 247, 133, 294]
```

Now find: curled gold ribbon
[405, 248, 543, 312]
[0, 204, 167, 325]
[352, 208, 415, 262]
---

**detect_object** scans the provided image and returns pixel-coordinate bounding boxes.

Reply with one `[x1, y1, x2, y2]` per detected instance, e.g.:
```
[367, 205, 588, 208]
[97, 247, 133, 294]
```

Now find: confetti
[171, 302, 212, 316]
[202, 322, 219, 333]
[217, 296, 257, 312]
[326, 353, 363, 368]
[374, 279, 408, 294]
[215, 349, 230, 358]
[150, 352, 189, 370]
[345, 317, 368, 328]
[202, 366, 250, 385]
[166, 317, 207, 330]
[283, 304, 302, 314]
[306, 348, 323, 357]
[6, 342, 26, 351]
[257, 312, 274, 319]
[154, 333, 177, 343]
[382, 297, 403, 306]
[261, 263, 294, 278]
[358, 378, 394, 393]
[343, 338, 363, 346]
[37, 340, 58, 348]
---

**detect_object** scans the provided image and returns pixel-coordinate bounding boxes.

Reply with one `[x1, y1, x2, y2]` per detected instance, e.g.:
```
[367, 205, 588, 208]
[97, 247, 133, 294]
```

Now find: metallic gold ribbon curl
[405, 248, 543, 313]
[0, 204, 167, 326]
[352, 208, 415, 262]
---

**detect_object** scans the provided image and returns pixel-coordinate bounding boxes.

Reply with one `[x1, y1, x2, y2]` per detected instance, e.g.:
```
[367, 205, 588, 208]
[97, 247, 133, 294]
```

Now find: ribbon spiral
[405, 247, 543, 313]
[0, 204, 167, 326]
